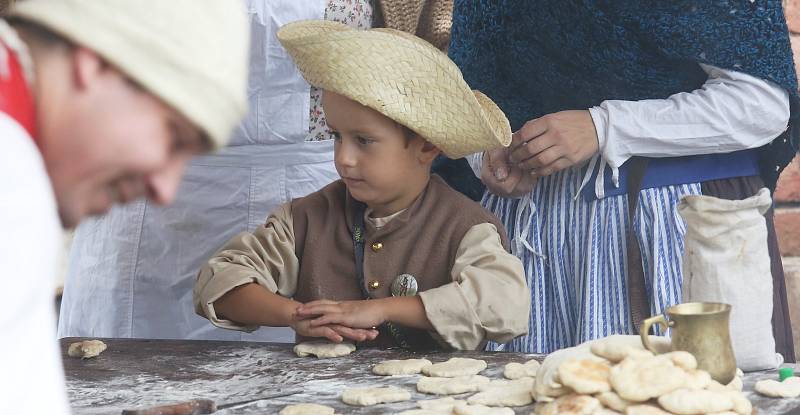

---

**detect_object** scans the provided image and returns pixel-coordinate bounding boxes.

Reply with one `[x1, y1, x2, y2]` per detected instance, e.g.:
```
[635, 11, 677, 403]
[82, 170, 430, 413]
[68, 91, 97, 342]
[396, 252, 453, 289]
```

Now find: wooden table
[62, 338, 800, 414]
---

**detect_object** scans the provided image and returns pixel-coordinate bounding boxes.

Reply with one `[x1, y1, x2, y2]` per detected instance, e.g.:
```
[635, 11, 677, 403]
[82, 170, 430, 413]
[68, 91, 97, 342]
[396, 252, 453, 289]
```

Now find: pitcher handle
[640, 314, 670, 353]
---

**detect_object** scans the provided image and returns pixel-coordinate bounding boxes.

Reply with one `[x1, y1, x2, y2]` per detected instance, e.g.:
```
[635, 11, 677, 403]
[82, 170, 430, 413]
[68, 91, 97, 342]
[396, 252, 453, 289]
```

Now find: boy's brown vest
[292, 175, 509, 349]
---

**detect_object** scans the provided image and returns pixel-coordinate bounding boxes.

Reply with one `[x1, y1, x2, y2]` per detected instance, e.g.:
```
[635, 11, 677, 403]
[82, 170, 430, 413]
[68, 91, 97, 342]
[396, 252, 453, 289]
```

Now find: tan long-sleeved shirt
[195, 180, 530, 350]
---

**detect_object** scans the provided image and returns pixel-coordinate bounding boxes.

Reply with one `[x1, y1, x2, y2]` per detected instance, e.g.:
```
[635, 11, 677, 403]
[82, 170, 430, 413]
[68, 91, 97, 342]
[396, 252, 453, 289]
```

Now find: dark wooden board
[60, 338, 800, 414]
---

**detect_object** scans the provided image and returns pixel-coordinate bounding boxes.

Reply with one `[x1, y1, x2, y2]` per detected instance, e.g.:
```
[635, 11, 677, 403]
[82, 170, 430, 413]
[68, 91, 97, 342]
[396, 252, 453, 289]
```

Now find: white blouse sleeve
[466, 151, 484, 180]
[584, 63, 790, 198]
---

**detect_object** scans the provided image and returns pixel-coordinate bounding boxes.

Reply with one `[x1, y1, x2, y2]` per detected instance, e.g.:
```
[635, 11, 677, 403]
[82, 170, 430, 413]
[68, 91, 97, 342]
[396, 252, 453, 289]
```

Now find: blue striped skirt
[485, 167, 702, 354]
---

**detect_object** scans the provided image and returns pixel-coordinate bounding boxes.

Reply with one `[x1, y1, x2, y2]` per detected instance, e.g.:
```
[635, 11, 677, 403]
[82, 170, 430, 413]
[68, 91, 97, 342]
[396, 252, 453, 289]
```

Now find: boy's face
[322, 91, 439, 216]
[39, 48, 209, 228]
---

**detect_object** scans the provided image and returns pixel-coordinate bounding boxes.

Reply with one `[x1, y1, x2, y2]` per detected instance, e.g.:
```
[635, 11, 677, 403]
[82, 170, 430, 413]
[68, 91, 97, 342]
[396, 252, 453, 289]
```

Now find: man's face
[39, 48, 209, 227]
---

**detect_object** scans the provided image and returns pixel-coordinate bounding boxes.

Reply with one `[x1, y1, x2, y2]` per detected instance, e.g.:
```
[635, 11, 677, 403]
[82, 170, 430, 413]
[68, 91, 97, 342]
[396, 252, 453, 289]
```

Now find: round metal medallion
[391, 273, 418, 297]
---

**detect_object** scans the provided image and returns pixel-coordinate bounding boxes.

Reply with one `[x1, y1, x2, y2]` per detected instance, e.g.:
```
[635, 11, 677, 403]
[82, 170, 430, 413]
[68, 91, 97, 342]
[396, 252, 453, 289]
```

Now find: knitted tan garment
[375, 0, 453, 51]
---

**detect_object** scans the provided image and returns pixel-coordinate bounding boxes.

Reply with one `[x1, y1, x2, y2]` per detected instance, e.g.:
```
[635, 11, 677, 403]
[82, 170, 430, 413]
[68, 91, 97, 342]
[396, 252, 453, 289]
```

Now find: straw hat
[277, 20, 511, 159]
[11, 0, 249, 150]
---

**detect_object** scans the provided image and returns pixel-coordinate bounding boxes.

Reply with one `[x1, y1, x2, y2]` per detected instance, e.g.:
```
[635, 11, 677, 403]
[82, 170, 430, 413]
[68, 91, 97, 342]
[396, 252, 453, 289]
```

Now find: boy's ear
[418, 140, 441, 164]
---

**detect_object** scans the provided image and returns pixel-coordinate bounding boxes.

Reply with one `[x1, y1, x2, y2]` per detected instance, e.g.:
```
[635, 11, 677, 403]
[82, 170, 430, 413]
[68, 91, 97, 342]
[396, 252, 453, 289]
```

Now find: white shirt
[469, 64, 791, 198]
[587, 63, 790, 196]
[0, 113, 70, 414]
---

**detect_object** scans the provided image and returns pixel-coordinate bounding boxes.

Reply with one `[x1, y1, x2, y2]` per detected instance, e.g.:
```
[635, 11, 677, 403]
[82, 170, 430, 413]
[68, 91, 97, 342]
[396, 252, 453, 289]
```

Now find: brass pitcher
[640, 302, 737, 384]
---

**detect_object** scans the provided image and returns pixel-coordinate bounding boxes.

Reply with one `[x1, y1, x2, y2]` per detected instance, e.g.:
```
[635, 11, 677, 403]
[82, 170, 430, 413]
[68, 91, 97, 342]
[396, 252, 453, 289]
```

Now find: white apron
[58, 0, 339, 342]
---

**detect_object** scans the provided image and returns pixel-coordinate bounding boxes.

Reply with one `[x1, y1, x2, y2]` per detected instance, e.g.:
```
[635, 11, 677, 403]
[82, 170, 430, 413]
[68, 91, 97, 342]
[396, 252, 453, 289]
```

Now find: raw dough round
[67, 340, 107, 359]
[485, 377, 534, 390]
[590, 338, 653, 363]
[503, 359, 540, 379]
[707, 375, 744, 393]
[372, 358, 432, 375]
[417, 375, 490, 395]
[595, 391, 632, 412]
[533, 342, 597, 401]
[659, 351, 697, 371]
[657, 388, 734, 414]
[536, 394, 601, 415]
[454, 402, 514, 415]
[422, 357, 487, 377]
[417, 396, 466, 414]
[558, 358, 611, 394]
[726, 390, 753, 415]
[418, 397, 461, 411]
[727, 376, 744, 392]
[609, 355, 686, 402]
[341, 386, 410, 406]
[279, 403, 335, 415]
[466, 384, 533, 407]
[754, 377, 800, 398]
[683, 369, 712, 390]
[625, 404, 672, 415]
[293, 342, 355, 358]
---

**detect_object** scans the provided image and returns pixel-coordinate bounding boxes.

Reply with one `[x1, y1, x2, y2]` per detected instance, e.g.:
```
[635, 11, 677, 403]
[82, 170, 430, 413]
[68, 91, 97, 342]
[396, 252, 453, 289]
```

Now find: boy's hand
[296, 299, 386, 329]
[328, 324, 379, 342]
[481, 147, 537, 198]
[289, 316, 378, 343]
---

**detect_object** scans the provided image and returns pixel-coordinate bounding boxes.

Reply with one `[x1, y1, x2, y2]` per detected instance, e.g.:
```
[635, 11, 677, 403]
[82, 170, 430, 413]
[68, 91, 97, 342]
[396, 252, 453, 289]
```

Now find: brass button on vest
[371, 242, 383, 252]
[368, 280, 381, 290]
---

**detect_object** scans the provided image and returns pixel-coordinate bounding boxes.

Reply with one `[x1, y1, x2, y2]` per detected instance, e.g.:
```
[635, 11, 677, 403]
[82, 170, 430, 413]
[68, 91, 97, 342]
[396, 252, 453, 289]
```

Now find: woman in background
[450, 0, 797, 361]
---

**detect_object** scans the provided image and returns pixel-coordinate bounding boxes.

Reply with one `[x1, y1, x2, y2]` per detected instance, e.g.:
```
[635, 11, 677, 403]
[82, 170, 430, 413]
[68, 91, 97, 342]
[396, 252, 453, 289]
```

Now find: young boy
[193, 20, 530, 350]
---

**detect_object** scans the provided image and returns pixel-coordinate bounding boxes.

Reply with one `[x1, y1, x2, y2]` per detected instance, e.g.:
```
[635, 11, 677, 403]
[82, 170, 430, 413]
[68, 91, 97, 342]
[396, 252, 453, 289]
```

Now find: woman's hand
[508, 110, 599, 176]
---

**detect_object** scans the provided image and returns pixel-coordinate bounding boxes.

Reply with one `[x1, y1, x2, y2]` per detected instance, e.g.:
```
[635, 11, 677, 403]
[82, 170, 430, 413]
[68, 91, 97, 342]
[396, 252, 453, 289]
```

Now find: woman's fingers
[516, 145, 564, 171]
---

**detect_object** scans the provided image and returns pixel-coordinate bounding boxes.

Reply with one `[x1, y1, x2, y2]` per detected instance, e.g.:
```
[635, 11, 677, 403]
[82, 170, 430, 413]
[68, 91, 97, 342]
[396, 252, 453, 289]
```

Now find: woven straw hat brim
[277, 20, 510, 159]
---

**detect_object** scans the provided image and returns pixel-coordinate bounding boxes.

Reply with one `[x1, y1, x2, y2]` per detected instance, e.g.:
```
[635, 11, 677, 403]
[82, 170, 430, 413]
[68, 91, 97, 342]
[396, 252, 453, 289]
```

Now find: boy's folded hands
[289, 316, 378, 343]
[297, 299, 387, 330]
[291, 296, 434, 343]
[291, 299, 383, 343]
